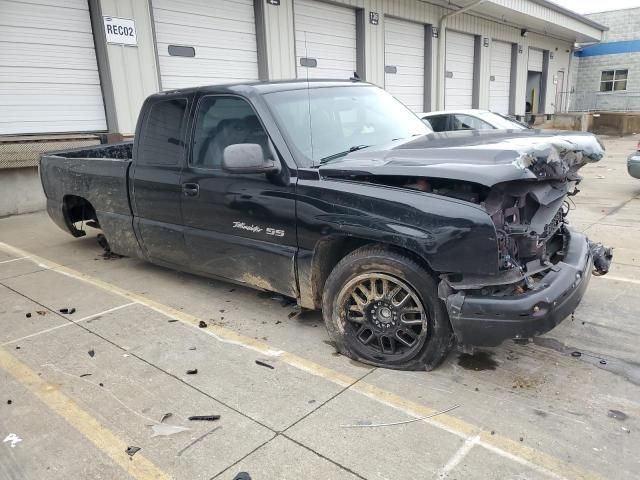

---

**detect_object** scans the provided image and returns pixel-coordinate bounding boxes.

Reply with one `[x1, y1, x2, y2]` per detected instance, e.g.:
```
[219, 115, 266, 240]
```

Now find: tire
[322, 245, 454, 371]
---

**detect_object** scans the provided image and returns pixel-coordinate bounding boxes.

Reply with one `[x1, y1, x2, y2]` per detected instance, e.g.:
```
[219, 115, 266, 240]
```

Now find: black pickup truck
[41, 80, 611, 370]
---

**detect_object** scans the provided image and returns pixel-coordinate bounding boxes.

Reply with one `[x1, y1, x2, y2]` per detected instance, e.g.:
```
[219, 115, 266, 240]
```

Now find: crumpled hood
[318, 129, 605, 186]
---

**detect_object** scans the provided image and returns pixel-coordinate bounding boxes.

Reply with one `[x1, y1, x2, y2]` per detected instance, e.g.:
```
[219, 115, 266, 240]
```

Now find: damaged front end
[437, 134, 613, 348]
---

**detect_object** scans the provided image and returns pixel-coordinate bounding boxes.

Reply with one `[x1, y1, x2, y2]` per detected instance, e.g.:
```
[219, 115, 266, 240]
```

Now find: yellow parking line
[0, 349, 169, 480]
[0, 241, 604, 480]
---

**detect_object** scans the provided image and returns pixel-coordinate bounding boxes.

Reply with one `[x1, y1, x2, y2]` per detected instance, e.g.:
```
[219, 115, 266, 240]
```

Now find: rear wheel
[322, 246, 454, 370]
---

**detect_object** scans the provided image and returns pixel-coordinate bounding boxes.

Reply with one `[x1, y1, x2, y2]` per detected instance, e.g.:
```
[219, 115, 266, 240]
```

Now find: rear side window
[139, 98, 188, 166]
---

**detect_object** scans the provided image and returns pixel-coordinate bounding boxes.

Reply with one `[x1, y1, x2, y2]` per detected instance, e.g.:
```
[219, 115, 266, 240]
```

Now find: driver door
[180, 95, 297, 297]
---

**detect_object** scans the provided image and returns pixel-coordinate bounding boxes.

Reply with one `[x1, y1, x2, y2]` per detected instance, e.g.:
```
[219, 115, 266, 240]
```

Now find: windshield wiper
[318, 145, 370, 165]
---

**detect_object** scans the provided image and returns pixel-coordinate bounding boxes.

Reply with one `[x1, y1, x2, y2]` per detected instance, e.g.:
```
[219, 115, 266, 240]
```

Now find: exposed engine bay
[342, 134, 613, 298]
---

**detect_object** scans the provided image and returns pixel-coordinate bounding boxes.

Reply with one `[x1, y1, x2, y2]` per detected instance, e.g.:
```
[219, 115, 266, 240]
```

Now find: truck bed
[40, 142, 133, 215]
[39, 142, 140, 256]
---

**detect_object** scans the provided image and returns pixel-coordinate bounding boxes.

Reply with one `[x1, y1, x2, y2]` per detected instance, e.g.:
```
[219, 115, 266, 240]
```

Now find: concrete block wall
[587, 8, 640, 42]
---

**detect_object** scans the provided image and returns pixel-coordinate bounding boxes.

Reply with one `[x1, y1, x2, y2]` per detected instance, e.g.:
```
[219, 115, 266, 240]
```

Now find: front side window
[264, 85, 431, 166]
[600, 69, 628, 92]
[426, 115, 449, 132]
[139, 98, 188, 166]
[191, 96, 271, 169]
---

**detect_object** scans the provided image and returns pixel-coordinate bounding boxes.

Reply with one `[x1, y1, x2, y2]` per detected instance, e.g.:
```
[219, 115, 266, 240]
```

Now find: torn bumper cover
[445, 230, 594, 347]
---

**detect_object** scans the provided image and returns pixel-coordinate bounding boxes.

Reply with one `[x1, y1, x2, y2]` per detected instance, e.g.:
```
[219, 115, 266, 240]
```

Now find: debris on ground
[275, 320, 282, 325]
[7, 400, 12, 405]
[589, 241, 613, 276]
[25, 313, 31, 318]
[188, 347, 196, 351]
[176, 426, 221, 457]
[571, 351, 582, 358]
[168, 319, 178, 323]
[188, 415, 220, 421]
[97, 233, 124, 260]
[608, 409, 628, 421]
[186, 369, 198, 375]
[255, 360, 274, 370]
[36, 311, 47, 316]
[126, 446, 141, 457]
[150, 424, 190, 437]
[340, 404, 460, 428]
[79, 373, 92, 378]
[160, 413, 172, 423]
[3, 433, 22, 448]
[233, 473, 252, 480]
[198, 321, 207, 328]
[88, 349, 95, 358]
[59, 307, 76, 314]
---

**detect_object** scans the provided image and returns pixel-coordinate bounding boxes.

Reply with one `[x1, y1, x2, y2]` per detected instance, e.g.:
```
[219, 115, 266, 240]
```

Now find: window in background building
[600, 69, 628, 92]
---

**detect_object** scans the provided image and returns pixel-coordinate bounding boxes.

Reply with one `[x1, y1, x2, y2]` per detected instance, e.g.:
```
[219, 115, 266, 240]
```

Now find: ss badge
[266, 228, 285, 237]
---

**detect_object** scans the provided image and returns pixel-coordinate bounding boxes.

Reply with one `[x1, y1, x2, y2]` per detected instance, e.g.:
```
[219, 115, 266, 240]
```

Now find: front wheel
[322, 246, 454, 370]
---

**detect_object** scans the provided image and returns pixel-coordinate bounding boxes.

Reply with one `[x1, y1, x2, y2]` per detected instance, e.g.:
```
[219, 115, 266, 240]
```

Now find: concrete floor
[1, 135, 639, 480]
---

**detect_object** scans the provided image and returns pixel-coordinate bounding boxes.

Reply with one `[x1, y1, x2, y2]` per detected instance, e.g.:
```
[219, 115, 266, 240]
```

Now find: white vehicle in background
[418, 109, 530, 132]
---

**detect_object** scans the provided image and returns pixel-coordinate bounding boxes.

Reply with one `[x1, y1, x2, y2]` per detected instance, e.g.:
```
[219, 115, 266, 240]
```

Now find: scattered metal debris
[7, 400, 12, 405]
[176, 426, 221, 457]
[608, 409, 628, 421]
[150, 424, 190, 437]
[571, 351, 582, 358]
[59, 307, 76, 314]
[168, 319, 178, 323]
[79, 373, 92, 378]
[198, 321, 207, 328]
[25, 313, 31, 318]
[160, 413, 173, 423]
[186, 369, 198, 375]
[341, 404, 460, 428]
[98, 233, 124, 260]
[255, 360, 274, 370]
[3, 433, 22, 448]
[36, 311, 47, 316]
[88, 349, 95, 358]
[589, 241, 613, 276]
[188, 415, 220, 422]
[126, 446, 141, 457]
[233, 473, 252, 480]
[188, 347, 196, 351]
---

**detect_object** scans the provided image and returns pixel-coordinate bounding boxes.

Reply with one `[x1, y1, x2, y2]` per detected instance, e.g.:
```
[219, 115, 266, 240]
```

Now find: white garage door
[384, 18, 424, 112]
[295, 0, 356, 79]
[152, 0, 259, 90]
[0, 0, 106, 135]
[489, 40, 512, 114]
[445, 31, 475, 109]
[528, 48, 544, 72]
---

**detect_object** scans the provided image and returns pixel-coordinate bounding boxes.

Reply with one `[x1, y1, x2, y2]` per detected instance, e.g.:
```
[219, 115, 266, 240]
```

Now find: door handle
[182, 183, 199, 197]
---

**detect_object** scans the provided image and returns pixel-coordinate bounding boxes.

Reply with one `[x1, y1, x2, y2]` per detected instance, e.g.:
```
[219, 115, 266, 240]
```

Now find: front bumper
[446, 229, 593, 347]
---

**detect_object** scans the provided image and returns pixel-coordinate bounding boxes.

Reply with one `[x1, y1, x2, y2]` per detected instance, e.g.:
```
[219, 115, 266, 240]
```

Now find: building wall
[97, 0, 160, 135]
[587, 7, 640, 42]
[262, 0, 574, 115]
[570, 8, 640, 112]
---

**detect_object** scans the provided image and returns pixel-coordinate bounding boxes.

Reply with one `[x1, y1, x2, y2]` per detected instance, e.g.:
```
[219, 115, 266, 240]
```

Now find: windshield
[263, 85, 432, 166]
[477, 111, 528, 130]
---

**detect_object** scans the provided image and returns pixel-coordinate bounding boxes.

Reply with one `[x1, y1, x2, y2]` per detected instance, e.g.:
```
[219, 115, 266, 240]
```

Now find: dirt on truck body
[39, 80, 612, 370]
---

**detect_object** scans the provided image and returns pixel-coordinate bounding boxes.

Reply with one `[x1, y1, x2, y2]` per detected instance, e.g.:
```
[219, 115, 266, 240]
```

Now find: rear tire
[322, 245, 454, 371]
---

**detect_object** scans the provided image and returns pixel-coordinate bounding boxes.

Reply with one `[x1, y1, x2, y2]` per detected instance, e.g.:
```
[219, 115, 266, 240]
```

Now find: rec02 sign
[103, 17, 137, 46]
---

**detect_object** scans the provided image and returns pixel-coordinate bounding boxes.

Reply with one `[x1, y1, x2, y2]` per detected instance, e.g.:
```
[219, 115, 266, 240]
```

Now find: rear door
[130, 96, 190, 266]
[180, 94, 298, 296]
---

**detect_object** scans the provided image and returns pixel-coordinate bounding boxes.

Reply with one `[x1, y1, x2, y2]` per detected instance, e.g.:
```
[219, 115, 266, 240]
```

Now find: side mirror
[222, 143, 276, 174]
